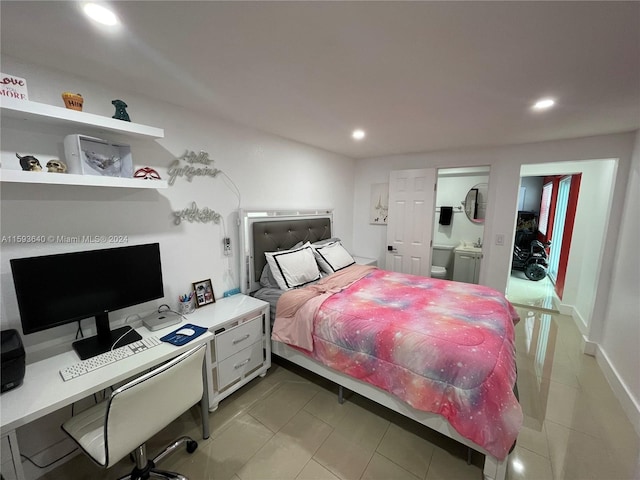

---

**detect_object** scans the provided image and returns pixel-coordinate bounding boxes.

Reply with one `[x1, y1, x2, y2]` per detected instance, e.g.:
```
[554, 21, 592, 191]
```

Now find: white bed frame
[240, 209, 510, 480]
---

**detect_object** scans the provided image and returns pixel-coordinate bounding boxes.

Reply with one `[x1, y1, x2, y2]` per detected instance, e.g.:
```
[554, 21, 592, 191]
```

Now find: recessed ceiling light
[352, 129, 366, 140]
[83, 3, 119, 26]
[532, 98, 555, 111]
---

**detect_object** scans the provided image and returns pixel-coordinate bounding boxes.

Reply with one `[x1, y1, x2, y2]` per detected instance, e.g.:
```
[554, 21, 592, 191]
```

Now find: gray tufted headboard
[252, 218, 332, 281]
[240, 210, 333, 293]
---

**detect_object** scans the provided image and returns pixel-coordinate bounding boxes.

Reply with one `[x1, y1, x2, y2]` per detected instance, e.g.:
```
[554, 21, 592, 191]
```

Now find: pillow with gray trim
[265, 242, 321, 290]
[312, 237, 341, 246]
[312, 241, 355, 274]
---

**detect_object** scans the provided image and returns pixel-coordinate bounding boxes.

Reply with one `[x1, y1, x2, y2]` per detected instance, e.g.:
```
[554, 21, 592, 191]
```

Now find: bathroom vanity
[452, 244, 482, 284]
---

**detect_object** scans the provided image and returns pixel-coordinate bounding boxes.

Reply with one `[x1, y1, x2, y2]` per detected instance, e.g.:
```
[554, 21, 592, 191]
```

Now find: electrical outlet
[495, 233, 505, 246]
[223, 237, 231, 255]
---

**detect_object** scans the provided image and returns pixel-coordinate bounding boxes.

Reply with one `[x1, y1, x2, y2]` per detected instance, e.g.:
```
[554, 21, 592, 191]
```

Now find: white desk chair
[62, 343, 207, 480]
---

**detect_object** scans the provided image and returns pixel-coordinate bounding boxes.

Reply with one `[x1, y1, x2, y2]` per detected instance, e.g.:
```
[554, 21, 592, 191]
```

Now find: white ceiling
[2, 1, 639, 159]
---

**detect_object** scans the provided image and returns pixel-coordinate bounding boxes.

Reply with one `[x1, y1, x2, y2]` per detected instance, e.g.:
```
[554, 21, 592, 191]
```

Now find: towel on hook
[439, 206, 453, 225]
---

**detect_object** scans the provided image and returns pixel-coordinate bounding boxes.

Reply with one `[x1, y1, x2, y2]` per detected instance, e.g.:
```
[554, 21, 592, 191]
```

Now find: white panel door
[385, 168, 436, 276]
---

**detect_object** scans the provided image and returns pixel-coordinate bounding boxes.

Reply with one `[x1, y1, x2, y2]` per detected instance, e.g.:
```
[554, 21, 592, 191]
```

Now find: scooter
[512, 239, 549, 281]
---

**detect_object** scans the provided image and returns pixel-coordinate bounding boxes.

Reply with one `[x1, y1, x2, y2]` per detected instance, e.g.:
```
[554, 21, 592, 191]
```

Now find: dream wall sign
[173, 202, 221, 225]
[167, 150, 221, 186]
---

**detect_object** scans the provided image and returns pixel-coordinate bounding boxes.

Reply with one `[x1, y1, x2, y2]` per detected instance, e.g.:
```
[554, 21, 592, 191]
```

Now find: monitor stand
[72, 322, 142, 360]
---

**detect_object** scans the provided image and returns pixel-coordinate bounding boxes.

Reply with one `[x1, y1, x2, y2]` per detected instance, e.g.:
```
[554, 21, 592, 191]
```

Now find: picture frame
[192, 278, 215, 307]
[369, 183, 389, 225]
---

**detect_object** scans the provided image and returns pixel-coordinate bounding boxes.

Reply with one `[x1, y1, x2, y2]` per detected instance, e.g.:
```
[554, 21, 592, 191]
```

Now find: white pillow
[313, 241, 355, 274]
[265, 243, 321, 290]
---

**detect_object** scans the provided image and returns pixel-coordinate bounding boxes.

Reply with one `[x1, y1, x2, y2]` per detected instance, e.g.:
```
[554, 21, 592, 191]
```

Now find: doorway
[385, 166, 490, 282]
[433, 167, 489, 283]
[506, 159, 615, 326]
[507, 175, 560, 311]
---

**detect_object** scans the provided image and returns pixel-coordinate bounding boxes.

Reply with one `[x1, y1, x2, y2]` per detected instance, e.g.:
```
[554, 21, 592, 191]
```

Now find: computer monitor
[10, 243, 164, 360]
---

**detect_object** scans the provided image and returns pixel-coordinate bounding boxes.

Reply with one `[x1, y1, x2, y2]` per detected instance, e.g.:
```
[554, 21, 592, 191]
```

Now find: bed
[240, 209, 521, 480]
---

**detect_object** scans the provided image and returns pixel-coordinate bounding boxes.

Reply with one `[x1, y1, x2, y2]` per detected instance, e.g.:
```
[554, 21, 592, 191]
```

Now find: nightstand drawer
[215, 315, 262, 361]
[217, 341, 263, 389]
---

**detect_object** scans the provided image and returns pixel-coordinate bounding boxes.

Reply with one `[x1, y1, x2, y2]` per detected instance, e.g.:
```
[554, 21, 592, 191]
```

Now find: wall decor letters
[173, 202, 221, 225]
[167, 150, 221, 186]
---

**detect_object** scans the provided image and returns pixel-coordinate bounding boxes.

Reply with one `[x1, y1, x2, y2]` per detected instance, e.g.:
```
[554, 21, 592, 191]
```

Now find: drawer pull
[233, 334, 251, 345]
[234, 358, 251, 369]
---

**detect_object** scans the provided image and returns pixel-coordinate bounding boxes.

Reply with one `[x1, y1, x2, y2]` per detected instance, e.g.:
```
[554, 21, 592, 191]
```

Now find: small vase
[62, 92, 83, 111]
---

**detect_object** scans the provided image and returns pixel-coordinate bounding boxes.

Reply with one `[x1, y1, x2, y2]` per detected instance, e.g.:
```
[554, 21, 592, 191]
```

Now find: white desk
[0, 319, 214, 480]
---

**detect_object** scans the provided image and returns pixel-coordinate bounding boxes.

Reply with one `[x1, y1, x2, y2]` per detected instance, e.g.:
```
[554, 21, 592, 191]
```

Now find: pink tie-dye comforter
[272, 267, 522, 460]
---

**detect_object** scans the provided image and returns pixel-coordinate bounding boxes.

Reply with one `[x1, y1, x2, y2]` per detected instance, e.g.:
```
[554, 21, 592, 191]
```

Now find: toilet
[431, 245, 454, 279]
[431, 265, 447, 279]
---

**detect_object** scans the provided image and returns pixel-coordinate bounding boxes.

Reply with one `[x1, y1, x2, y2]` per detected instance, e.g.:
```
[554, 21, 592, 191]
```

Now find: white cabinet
[452, 248, 482, 284]
[187, 295, 271, 411]
[352, 256, 377, 266]
[0, 98, 167, 189]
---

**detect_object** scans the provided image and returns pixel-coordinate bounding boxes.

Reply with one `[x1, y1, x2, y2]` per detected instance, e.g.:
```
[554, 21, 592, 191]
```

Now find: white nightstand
[186, 294, 270, 411]
[352, 256, 377, 267]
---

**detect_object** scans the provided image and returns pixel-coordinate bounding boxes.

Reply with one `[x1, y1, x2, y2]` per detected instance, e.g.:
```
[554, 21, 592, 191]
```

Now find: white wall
[519, 176, 544, 212]
[352, 132, 638, 427]
[1, 56, 357, 478]
[0, 55, 356, 352]
[600, 131, 640, 428]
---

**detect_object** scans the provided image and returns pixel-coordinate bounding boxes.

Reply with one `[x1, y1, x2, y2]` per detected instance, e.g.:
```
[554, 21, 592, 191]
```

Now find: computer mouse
[176, 328, 196, 337]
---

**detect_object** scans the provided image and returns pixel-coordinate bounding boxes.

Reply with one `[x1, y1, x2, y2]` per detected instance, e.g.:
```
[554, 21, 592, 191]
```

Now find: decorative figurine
[46, 159, 67, 173]
[61, 92, 83, 111]
[16, 153, 42, 171]
[111, 99, 130, 122]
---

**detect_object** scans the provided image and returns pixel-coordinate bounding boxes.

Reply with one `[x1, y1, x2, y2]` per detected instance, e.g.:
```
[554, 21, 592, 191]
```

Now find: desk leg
[6, 430, 26, 480]
[201, 354, 210, 440]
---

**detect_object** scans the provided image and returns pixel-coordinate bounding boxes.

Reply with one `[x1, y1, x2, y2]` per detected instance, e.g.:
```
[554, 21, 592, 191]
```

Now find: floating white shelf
[1, 97, 164, 139]
[0, 169, 168, 189]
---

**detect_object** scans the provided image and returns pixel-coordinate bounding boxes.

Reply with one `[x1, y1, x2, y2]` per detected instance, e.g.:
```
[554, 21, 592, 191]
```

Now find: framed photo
[370, 183, 388, 225]
[192, 278, 215, 307]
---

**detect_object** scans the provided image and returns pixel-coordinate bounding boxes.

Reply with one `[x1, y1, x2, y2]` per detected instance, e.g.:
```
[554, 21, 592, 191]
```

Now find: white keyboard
[59, 336, 162, 381]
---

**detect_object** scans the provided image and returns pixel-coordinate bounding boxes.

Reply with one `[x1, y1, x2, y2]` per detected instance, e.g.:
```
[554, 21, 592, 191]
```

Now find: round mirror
[463, 183, 488, 223]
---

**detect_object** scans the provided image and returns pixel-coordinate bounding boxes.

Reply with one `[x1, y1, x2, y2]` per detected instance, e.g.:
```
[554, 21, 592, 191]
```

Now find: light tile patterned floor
[43, 307, 638, 480]
[507, 271, 559, 312]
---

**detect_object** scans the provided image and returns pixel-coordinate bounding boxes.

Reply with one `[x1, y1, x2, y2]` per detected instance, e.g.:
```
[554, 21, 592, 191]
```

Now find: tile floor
[506, 271, 559, 312]
[43, 307, 638, 480]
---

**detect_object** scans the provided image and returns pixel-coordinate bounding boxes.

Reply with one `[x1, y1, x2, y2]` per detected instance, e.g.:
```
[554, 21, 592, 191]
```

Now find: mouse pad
[160, 323, 208, 346]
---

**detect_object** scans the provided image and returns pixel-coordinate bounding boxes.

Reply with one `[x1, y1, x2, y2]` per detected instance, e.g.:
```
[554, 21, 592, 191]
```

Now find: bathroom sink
[456, 243, 482, 253]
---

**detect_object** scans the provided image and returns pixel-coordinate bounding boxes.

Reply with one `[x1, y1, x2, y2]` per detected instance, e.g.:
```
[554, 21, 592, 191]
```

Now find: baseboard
[559, 302, 592, 341]
[566, 307, 597, 356]
[582, 337, 597, 356]
[595, 345, 640, 437]
[557, 302, 574, 317]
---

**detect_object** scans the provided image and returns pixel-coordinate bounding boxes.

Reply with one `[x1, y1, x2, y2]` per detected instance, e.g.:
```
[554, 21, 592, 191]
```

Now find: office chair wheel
[186, 440, 198, 454]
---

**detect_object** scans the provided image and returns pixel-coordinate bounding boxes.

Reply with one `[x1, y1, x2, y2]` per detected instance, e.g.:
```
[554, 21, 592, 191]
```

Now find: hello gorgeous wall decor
[167, 150, 221, 186]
